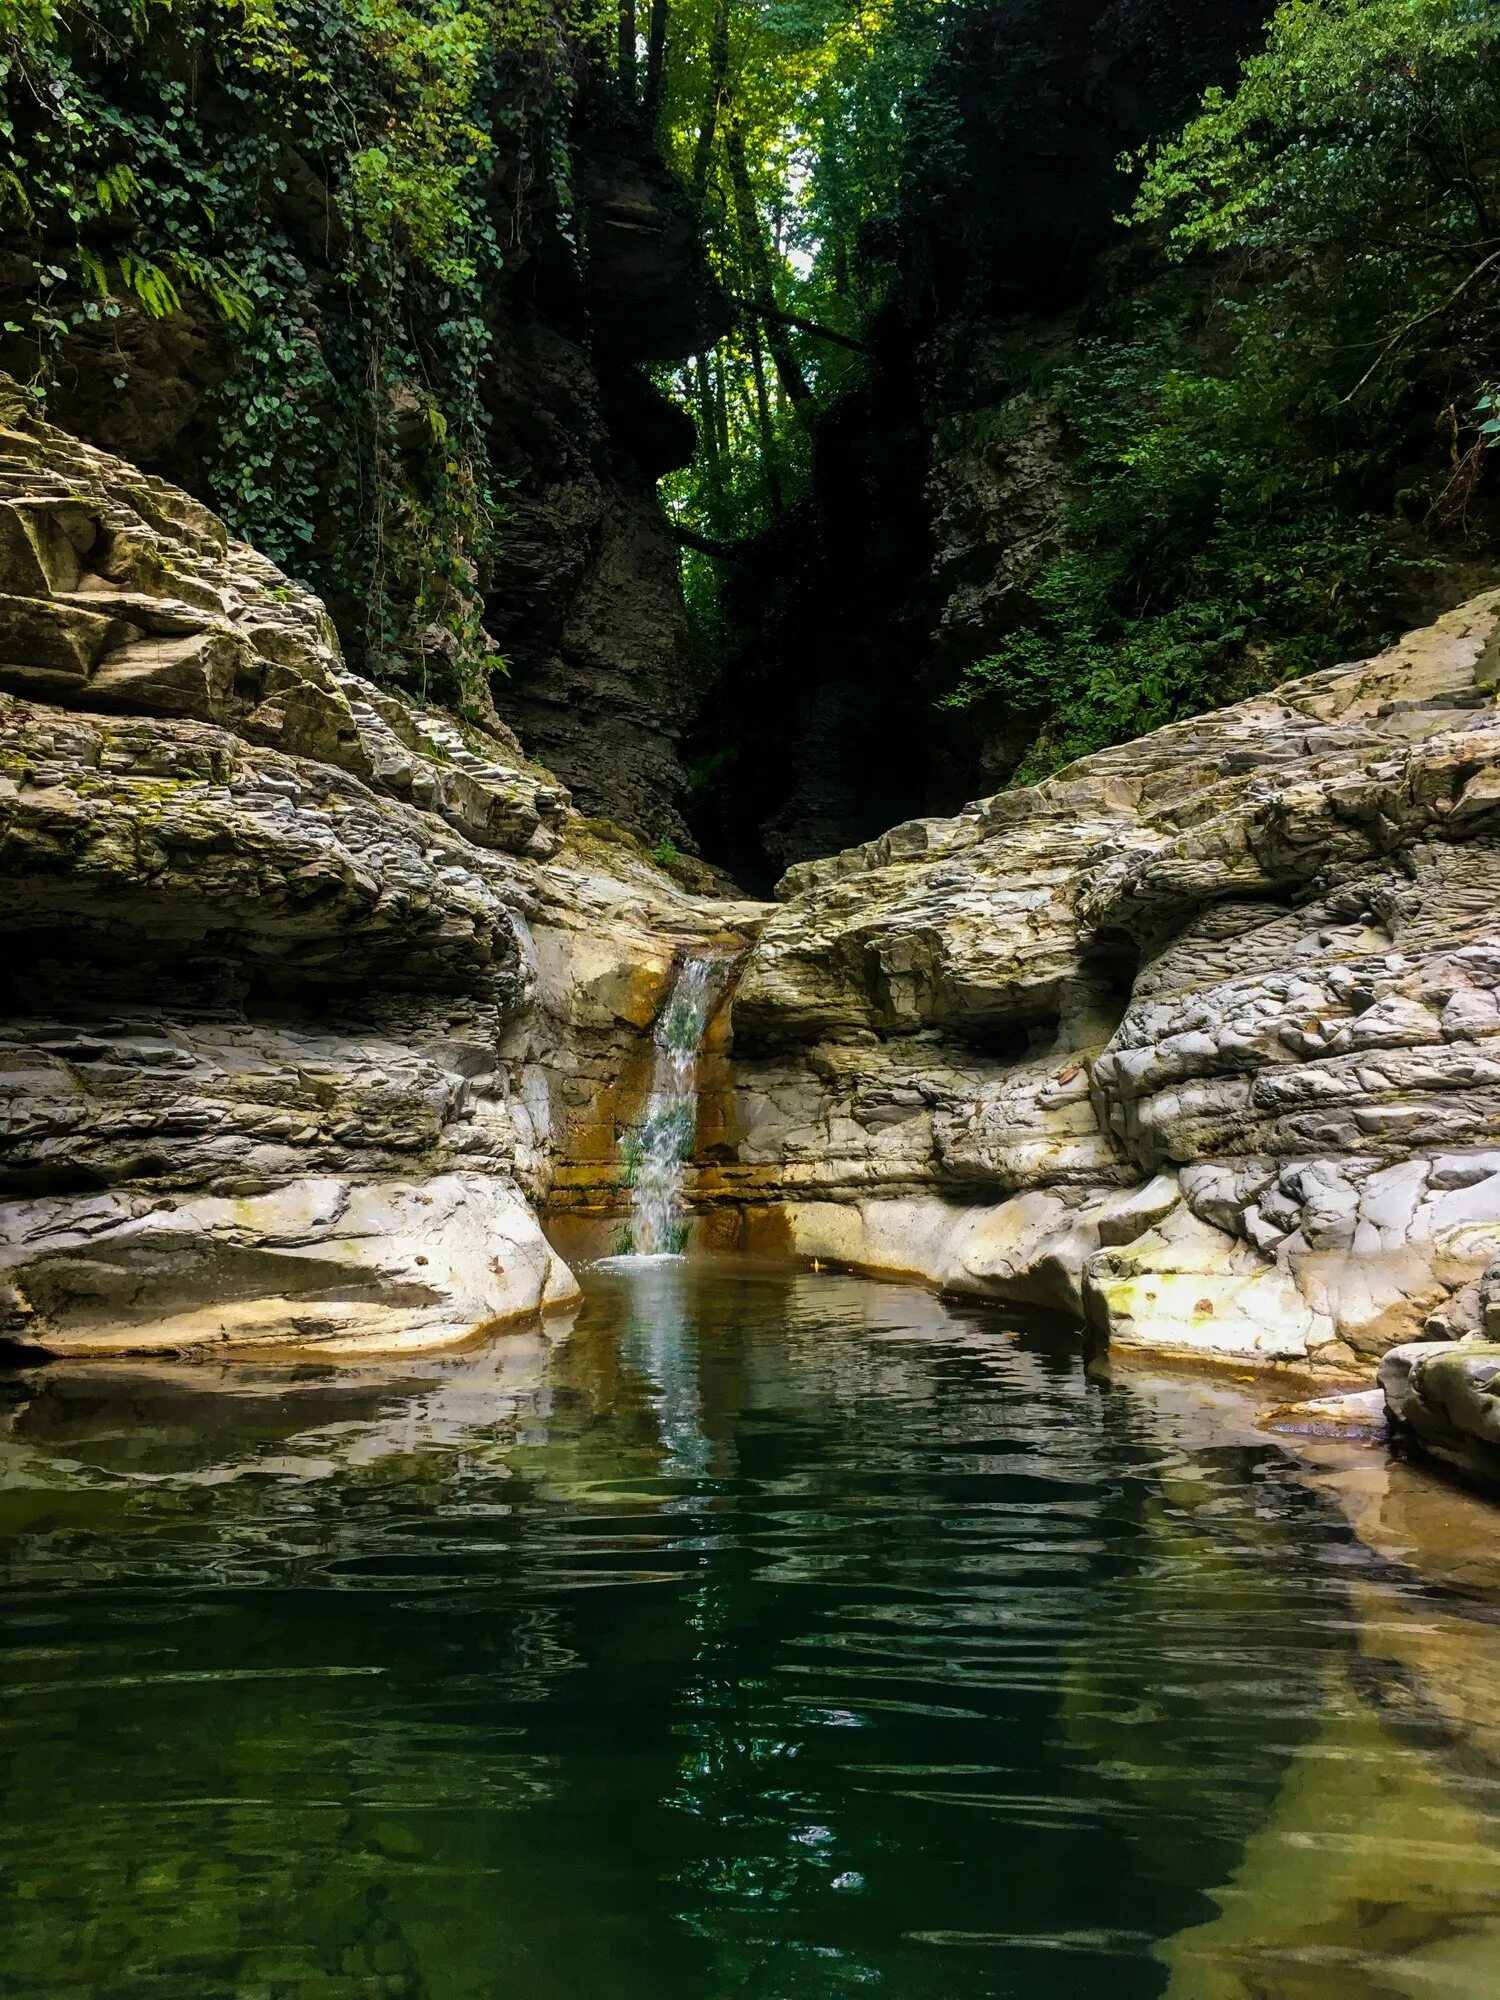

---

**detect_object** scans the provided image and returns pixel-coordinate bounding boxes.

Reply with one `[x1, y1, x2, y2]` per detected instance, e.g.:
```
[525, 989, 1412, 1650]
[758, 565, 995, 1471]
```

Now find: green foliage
[7, 0, 1492, 783]
[1134, 0, 1500, 265]
[942, 0, 1500, 776]
[0, 0, 604, 708]
[942, 302, 1432, 775]
[1133, 0, 1500, 449]
[658, 0, 1498, 789]
[655, 0, 947, 547]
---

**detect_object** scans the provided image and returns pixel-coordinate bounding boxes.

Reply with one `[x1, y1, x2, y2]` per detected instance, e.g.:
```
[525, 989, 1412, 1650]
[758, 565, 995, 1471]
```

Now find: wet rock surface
[1381, 1340, 1500, 1491]
[723, 589, 1500, 1394]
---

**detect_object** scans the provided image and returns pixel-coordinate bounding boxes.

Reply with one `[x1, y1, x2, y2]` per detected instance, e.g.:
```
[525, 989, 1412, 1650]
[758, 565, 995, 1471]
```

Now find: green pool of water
[4, 1257, 1500, 1999]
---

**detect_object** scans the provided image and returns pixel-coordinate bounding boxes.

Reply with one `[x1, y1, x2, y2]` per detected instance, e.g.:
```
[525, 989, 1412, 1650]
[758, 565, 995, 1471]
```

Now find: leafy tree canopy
[2, 0, 1497, 787]
[643, 0, 948, 552]
[936, 0, 1500, 776]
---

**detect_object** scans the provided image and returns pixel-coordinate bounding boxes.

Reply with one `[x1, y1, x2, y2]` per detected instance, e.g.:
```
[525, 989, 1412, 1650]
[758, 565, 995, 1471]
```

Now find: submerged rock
[1381, 1341, 1500, 1491]
[1260, 1388, 1387, 1443]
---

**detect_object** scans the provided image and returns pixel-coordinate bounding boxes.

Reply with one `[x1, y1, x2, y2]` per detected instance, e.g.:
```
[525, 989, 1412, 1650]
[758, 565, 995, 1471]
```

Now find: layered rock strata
[721, 590, 1500, 1375]
[0, 382, 754, 1358]
[7, 122, 720, 848]
[12, 380, 1500, 1417]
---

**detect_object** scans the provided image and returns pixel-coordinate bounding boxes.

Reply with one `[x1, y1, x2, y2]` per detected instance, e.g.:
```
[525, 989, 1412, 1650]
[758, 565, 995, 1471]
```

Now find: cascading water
[618, 951, 728, 1257]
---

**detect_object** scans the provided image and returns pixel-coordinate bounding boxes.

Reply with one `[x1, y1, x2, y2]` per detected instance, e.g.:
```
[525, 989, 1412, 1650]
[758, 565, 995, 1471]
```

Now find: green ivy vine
[0, 0, 606, 712]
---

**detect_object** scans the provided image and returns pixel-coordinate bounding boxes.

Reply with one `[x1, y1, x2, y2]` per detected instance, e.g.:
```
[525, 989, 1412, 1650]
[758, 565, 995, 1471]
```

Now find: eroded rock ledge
[0, 381, 757, 1357]
[721, 589, 1500, 1380]
[9, 382, 1500, 1444]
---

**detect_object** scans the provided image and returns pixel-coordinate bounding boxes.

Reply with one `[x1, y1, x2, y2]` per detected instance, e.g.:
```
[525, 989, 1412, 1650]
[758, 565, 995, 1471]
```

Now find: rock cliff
[12, 383, 1500, 1444]
[482, 129, 727, 846]
[0, 381, 755, 1358]
[721, 591, 1500, 1377]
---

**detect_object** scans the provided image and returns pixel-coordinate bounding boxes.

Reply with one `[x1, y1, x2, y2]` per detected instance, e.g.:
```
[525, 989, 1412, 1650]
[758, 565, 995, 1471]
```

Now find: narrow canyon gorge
[7, 3, 1500, 1991]
[5, 378, 1500, 1488]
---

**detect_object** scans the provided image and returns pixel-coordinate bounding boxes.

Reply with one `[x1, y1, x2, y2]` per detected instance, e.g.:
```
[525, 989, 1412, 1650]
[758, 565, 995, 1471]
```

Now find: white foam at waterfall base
[614, 953, 727, 1259]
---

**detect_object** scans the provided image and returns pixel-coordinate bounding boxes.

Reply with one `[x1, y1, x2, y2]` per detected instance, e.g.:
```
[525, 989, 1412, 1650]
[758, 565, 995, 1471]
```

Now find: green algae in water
[2, 1258, 1500, 1999]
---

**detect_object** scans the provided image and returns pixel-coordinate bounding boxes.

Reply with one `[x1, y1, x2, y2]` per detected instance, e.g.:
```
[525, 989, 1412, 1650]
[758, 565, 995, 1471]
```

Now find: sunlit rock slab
[0, 1172, 581, 1358]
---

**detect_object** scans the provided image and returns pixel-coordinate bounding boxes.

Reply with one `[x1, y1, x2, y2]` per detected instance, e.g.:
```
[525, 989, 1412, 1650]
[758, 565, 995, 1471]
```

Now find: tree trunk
[747, 312, 782, 513]
[618, 0, 637, 107]
[723, 293, 870, 352]
[644, 0, 668, 121]
[689, 0, 730, 205]
[713, 349, 731, 459]
[830, 233, 849, 298]
[725, 118, 811, 404]
[696, 350, 724, 525]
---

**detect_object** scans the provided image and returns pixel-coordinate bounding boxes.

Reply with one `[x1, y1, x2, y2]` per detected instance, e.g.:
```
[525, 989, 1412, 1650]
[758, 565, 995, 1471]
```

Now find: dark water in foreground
[4, 1258, 1500, 2000]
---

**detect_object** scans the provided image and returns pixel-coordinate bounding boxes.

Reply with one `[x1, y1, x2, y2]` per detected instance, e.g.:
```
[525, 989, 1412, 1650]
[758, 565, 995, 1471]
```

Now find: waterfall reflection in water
[2, 1257, 1500, 2000]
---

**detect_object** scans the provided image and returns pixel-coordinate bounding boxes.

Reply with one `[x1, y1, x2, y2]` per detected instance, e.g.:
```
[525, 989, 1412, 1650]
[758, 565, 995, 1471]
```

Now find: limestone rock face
[16, 375, 1500, 1405]
[725, 590, 1500, 1374]
[1, 1176, 581, 1359]
[0, 376, 572, 856]
[0, 384, 750, 1359]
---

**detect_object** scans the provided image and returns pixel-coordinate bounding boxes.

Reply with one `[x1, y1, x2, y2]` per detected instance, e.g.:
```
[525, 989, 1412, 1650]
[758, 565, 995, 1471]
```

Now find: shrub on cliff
[943, 0, 1500, 775]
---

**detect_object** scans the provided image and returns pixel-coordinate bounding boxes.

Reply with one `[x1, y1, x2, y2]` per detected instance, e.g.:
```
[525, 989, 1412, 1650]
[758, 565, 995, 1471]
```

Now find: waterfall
[618, 951, 728, 1258]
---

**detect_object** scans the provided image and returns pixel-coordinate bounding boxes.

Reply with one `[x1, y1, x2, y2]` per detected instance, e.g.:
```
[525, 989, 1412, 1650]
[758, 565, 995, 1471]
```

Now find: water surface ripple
[3, 1258, 1499, 1998]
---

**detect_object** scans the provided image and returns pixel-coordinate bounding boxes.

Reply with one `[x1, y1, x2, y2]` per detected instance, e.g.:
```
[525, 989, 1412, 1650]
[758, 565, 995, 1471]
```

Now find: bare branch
[725, 292, 871, 353]
[1342, 246, 1500, 402]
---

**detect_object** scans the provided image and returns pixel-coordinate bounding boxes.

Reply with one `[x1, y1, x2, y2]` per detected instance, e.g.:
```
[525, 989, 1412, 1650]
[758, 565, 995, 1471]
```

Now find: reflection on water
[616, 1257, 712, 1480]
[2, 1258, 1499, 1999]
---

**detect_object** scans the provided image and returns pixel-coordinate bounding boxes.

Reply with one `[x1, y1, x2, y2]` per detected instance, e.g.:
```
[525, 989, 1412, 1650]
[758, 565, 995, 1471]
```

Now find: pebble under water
[3, 1257, 1500, 2000]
